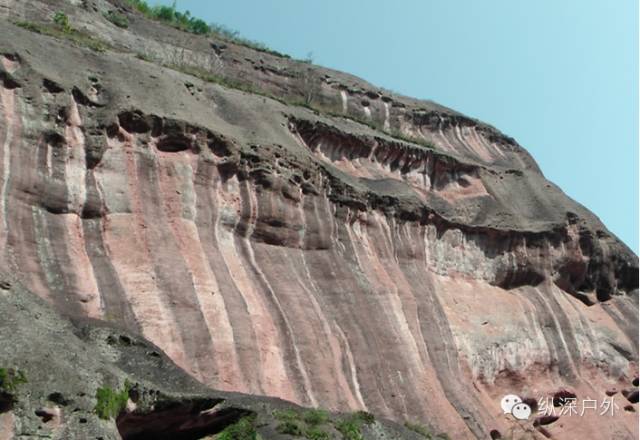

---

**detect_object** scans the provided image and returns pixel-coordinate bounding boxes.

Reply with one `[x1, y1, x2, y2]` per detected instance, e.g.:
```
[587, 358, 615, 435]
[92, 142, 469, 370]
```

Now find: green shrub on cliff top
[122, 0, 290, 57]
[124, 0, 213, 35]
[217, 416, 258, 440]
[335, 411, 375, 440]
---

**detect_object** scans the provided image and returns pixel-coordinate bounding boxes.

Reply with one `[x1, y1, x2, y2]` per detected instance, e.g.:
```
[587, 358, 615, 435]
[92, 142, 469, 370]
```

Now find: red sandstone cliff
[0, 1, 637, 439]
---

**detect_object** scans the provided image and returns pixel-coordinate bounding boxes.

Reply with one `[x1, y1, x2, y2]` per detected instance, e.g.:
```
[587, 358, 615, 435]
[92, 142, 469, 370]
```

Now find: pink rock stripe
[59, 100, 101, 317]
[214, 175, 297, 401]
[0, 86, 15, 268]
[100, 133, 189, 370]
[362, 213, 470, 426]
[155, 149, 244, 390]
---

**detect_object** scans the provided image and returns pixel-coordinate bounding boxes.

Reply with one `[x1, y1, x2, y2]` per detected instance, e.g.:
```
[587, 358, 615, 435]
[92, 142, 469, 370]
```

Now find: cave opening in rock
[552, 390, 577, 407]
[116, 399, 251, 440]
[156, 134, 194, 152]
[0, 391, 13, 413]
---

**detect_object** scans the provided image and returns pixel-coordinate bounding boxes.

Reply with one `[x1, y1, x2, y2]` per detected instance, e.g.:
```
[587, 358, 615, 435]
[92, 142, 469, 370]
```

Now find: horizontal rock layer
[0, 1, 638, 439]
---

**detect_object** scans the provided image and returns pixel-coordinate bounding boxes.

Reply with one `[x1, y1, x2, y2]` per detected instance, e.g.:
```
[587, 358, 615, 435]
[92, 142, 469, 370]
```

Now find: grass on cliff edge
[123, 0, 291, 59]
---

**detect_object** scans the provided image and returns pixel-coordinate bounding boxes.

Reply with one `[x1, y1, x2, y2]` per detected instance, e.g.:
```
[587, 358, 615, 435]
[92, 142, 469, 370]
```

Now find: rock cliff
[0, 1, 637, 439]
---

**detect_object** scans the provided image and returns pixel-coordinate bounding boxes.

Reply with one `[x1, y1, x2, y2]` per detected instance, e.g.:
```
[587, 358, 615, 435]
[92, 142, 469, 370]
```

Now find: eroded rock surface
[0, 278, 420, 440]
[0, 1, 637, 439]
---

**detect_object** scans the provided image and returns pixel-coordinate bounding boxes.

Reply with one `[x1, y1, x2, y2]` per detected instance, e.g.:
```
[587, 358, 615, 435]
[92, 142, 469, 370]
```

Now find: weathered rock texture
[0, 1, 638, 439]
[0, 277, 420, 440]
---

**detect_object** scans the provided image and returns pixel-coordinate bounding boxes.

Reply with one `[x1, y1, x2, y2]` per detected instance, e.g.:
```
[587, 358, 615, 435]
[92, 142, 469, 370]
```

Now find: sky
[153, 0, 639, 253]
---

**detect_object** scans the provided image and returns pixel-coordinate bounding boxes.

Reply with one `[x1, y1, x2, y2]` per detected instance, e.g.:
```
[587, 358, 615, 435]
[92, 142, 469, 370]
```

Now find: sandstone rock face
[0, 279, 420, 440]
[0, 1, 637, 439]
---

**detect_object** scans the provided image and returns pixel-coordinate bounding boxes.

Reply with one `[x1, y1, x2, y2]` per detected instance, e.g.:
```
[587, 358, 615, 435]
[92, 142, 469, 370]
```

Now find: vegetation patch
[164, 63, 261, 95]
[274, 408, 331, 440]
[15, 13, 111, 52]
[304, 425, 330, 440]
[404, 422, 431, 438]
[0, 368, 27, 412]
[277, 420, 305, 436]
[303, 408, 329, 426]
[217, 416, 259, 440]
[0, 368, 27, 394]
[53, 11, 72, 33]
[273, 408, 299, 422]
[123, 0, 290, 58]
[104, 10, 129, 28]
[94, 380, 131, 420]
[334, 411, 375, 440]
[334, 418, 363, 440]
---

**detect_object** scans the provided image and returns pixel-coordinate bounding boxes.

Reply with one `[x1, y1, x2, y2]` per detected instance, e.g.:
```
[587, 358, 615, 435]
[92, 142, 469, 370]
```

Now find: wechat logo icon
[501, 394, 531, 420]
